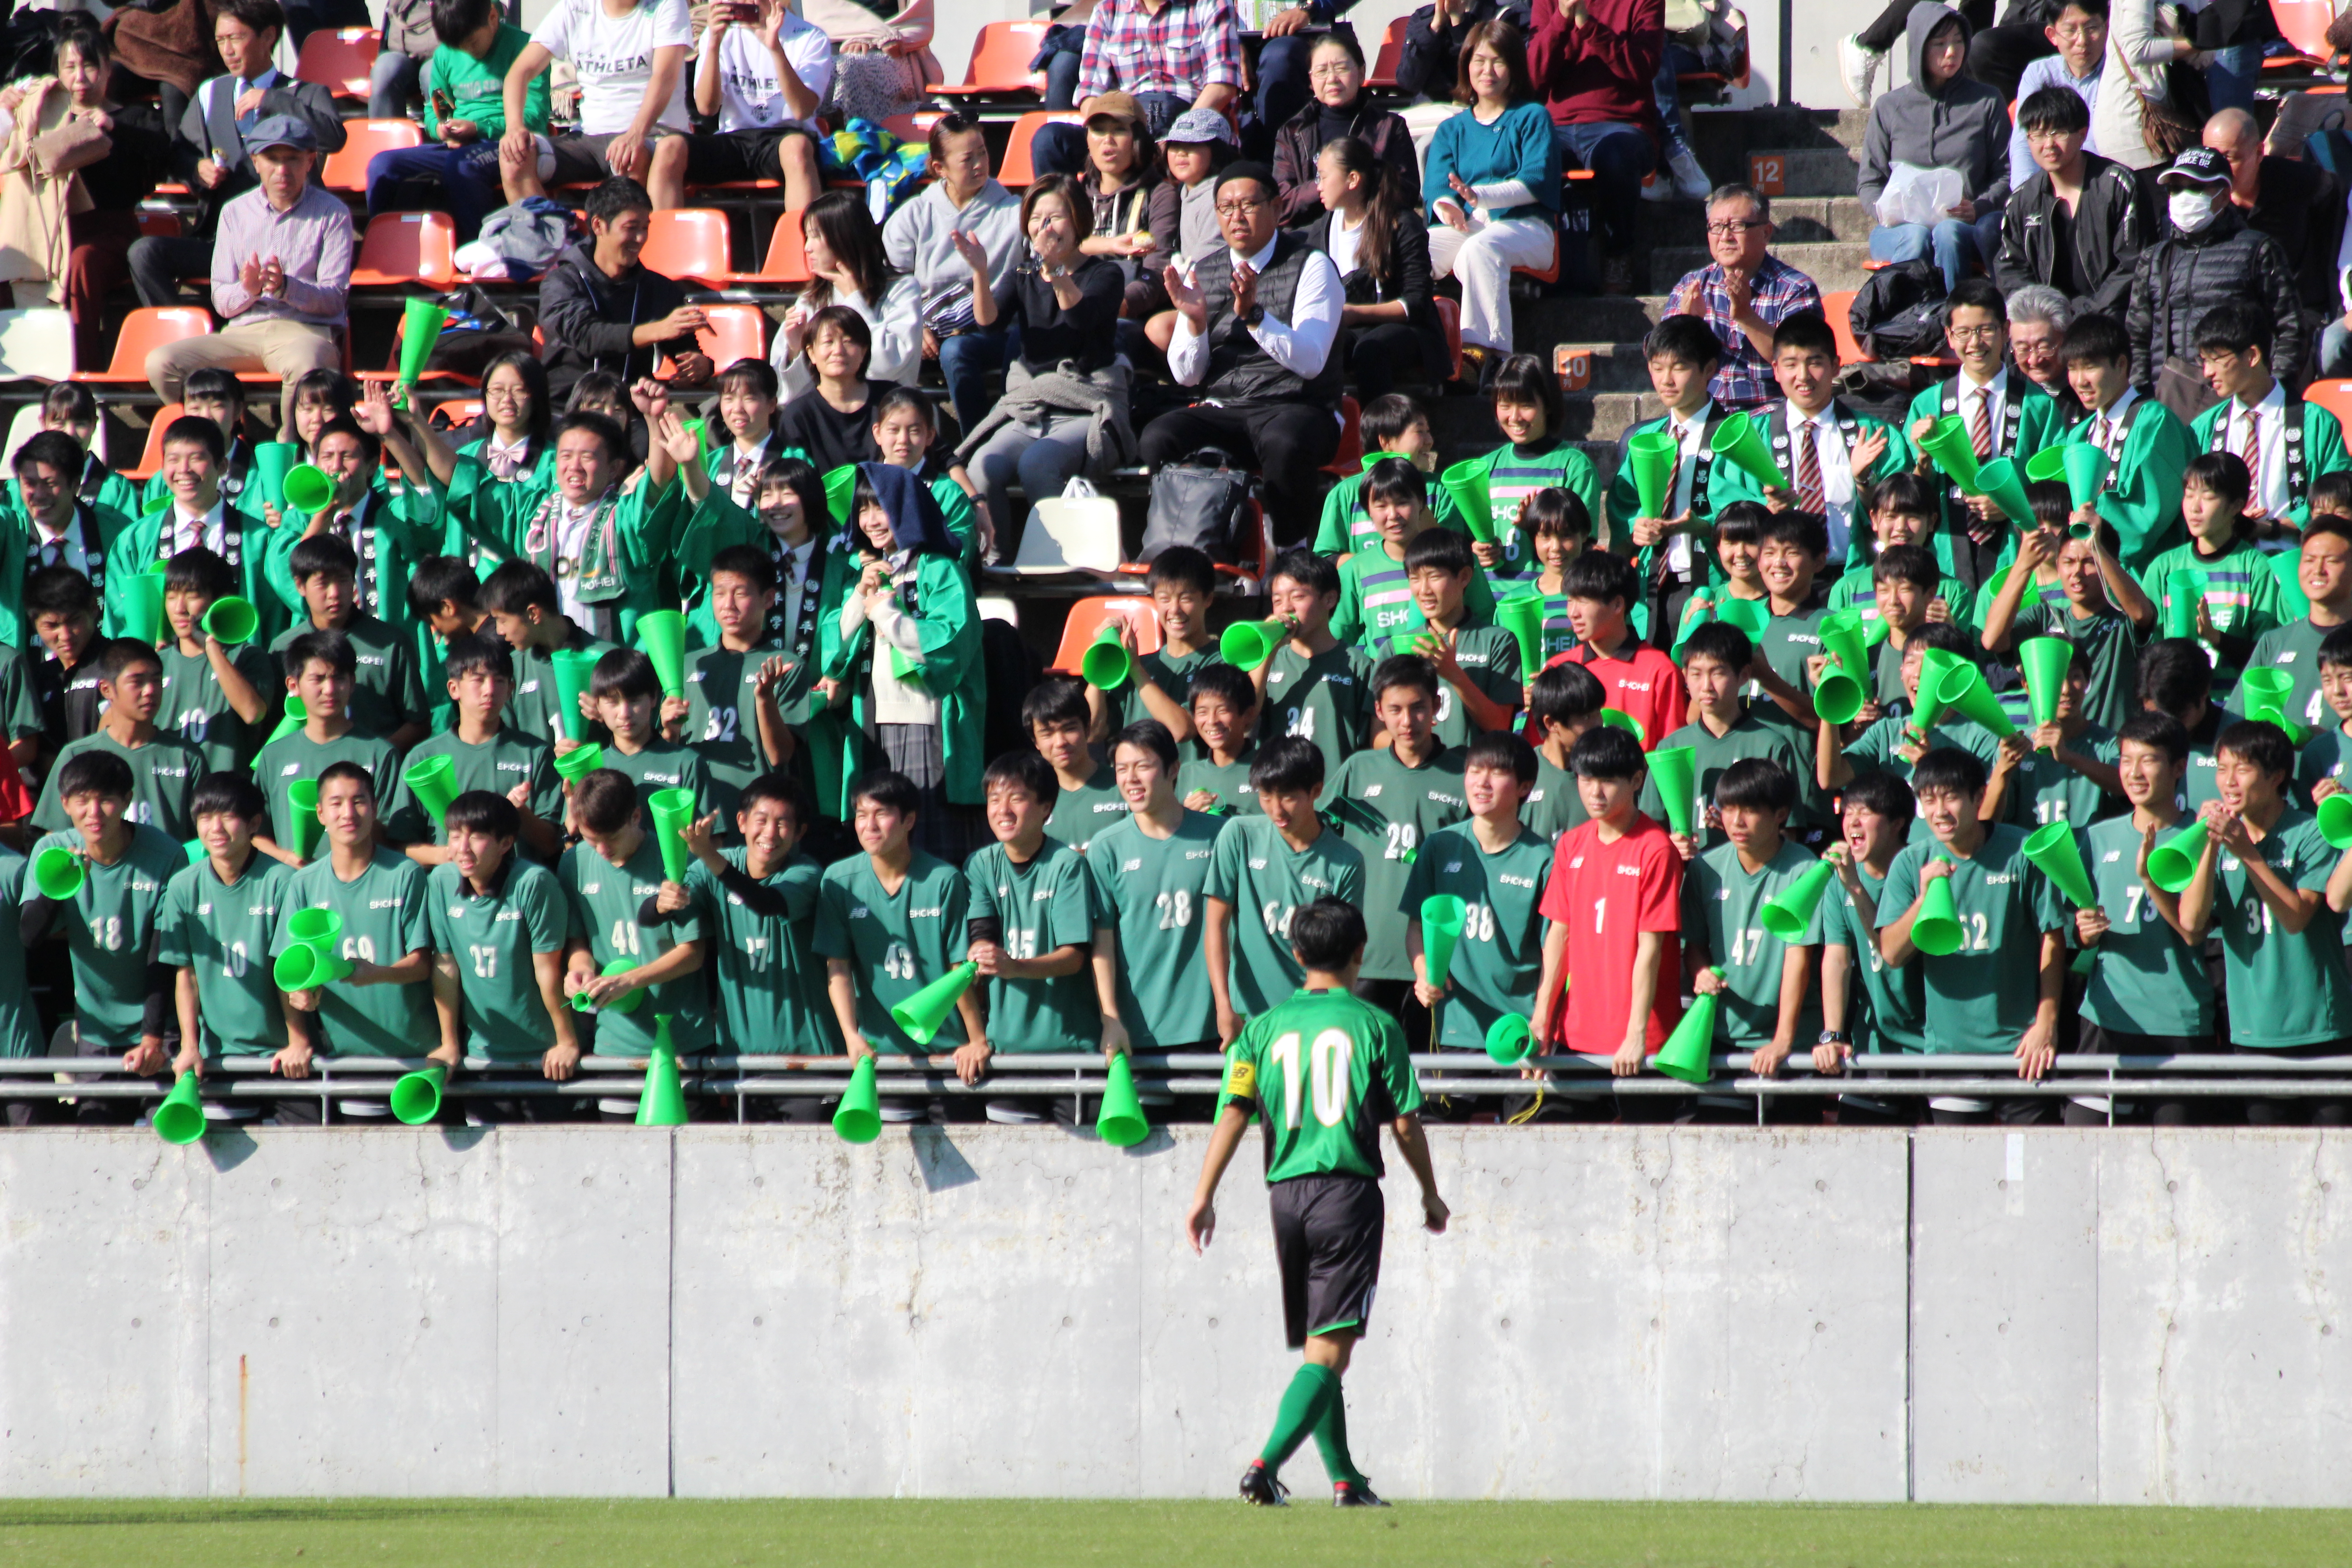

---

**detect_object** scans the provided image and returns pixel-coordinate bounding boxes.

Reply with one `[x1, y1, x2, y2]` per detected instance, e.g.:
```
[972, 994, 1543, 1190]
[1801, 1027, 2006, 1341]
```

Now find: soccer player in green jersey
[158, 547, 273, 774]
[1877, 747, 2068, 1124]
[1027, 678, 1127, 854]
[2243, 514, 2352, 739]
[162, 774, 298, 1128]
[1681, 759, 1821, 1086]
[388, 634, 563, 863]
[815, 770, 979, 1080]
[1311, 392, 1443, 558]
[268, 535, 431, 749]
[481, 561, 614, 750]
[1817, 622, 2009, 798]
[1177, 664, 1260, 818]
[1094, 545, 1221, 742]
[1985, 637, 2122, 831]
[1185, 897, 1447, 1509]
[406, 557, 493, 655]
[681, 545, 797, 827]
[2139, 638, 2225, 816]
[589, 648, 709, 823]
[32, 638, 206, 843]
[1824, 476, 1970, 639]
[1524, 662, 1605, 841]
[1980, 517, 2154, 737]
[1854, 544, 1948, 715]
[1646, 621, 1816, 852]
[1405, 730, 1553, 1053]
[1088, 721, 1223, 1051]
[2300, 625, 2352, 805]
[1205, 737, 1368, 1040]
[1751, 509, 1834, 734]
[1254, 550, 1375, 784]
[1513, 489, 1593, 667]
[1811, 770, 1925, 1122]
[1398, 528, 1520, 749]
[426, 790, 580, 1121]
[252, 629, 400, 867]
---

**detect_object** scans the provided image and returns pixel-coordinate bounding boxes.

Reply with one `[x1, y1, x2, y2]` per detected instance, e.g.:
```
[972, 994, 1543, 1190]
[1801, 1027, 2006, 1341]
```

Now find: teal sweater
[424, 25, 550, 140]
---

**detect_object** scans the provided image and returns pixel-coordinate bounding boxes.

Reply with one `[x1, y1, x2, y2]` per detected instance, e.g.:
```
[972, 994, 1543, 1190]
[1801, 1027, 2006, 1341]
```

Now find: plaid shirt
[1667, 255, 1823, 412]
[1077, 0, 1245, 101]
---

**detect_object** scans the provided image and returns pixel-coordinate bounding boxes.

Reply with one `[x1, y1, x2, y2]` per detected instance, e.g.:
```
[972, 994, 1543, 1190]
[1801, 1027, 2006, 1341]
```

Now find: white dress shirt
[2224, 381, 2289, 519]
[1958, 366, 2008, 450]
[1168, 235, 1345, 402]
[166, 499, 230, 558]
[28, 511, 92, 578]
[1787, 401, 1857, 559]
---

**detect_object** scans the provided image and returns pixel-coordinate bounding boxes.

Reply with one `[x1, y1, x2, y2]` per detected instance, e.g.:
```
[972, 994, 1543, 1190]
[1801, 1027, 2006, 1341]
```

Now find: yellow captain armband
[1225, 1058, 1256, 1098]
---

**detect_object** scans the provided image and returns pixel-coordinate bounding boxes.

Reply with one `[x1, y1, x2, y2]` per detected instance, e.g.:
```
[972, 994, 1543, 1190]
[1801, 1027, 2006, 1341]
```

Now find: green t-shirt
[424, 858, 570, 1061]
[1878, 825, 2065, 1053]
[684, 848, 832, 1054]
[681, 644, 780, 824]
[1119, 645, 1224, 732]
[2138, 538, 2288, 687]
[1683, 839, 1826, 1048]
[603, 739, 709, 826]
[1825, 562, 1975, 636]
[1400, 821, 1553, 1049]
[1176, 752, 1259, 817]
[2077, 814, 2214, 1039]
[1817, 863, 1926, 1054]
[1223, 987, 1423, 1185]
[268, 613, 428, 741]
[160, 642, 277, 773]
[2243, 617, 2336, 739]
[1084, 809, 1224, 1049]
[251, 729, 399, 856]
[1842, 715, 2002, 785]
[274, 847, 435, 1057]
[384, 726, 560, 848]
[1205, 814, 1367, 1017]
[811, 849, 972, 1053]
[2013, 599, 2145, 737]
[1429, 626, 1524, 751]
[1045, 764, 1131, 855]
[1334, 545, 1421, 651]
[34, 824, 184, 1051]
[2211, 808, 2352, 1047]
[1637, 709, 1819, 843]
[1258, 642, 1375, 784]
[2003, 723, 2120, 831]
[33, 729, 206, 841]
[157, 851, 294, 1056]
[965, 837, 1099, 1052]
[509, 630, 617, 749]
[558, 832, 714, 1054]
[0, 850, 37, 1057]
[1524, 752, 1588, 842]
[2297, 725, 2352, 809]
[1324, 745, 1468, 982]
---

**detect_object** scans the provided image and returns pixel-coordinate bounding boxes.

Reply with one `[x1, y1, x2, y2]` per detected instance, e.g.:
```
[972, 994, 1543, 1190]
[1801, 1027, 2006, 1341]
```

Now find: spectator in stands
[804, 0, 945, 125]
[682, 0, 833, 216]
[2004, 284, 2078, 413]
[1141, 162, 1345, 542]
[2205, 107, 2341, 316]
[144, 117, 349, 436]
[2128, 147, 2300, 415]
[1994, 87, 2146, 323]
[1303, 136, 1446, 402]
[1529, 0, 1661, 297]
[1840, 0, 2061, 107]
[129, 0, 347, 309]
[367, 0, 550, 243]
[774, 308, 888, 472]
[1858, 3, 2011, 294]
[773, 194, 923, 399]
[539, 178, 713, 405]
[1074, 93, 1164, 338]
[1399, 0, 1529, 101]
[2090, 0, 2192, 175]
[1144, 109, 1232, 321]
[1032, 0, 1098, 108]
[1075, 0, 1242, 136]
[1424, 20, 1561, 382]
[1641, 2, 1720, 204]
[2003, 0, 2104, 192]
[1270, 31, 1418, 225]
[374, 0, 436, 119]
[956, 173, 1133, 551]
[883, 113, 1022, 438]
[1665, 183, 1824, 415]
[500, 0, 692, 210]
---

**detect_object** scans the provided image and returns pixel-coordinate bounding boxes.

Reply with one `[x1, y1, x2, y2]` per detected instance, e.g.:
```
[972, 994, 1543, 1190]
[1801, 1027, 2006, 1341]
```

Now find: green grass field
[0, 1499, 2346, 1567]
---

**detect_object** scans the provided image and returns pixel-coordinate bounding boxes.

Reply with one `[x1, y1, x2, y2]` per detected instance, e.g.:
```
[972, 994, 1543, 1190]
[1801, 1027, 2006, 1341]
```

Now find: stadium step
[1642, 194, 1875, 246]
[1646, 239, 1874, 294]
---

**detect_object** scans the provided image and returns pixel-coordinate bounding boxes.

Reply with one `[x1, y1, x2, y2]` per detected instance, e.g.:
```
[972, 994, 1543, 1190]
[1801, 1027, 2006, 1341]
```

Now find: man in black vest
[1141, 162, 1346, 545]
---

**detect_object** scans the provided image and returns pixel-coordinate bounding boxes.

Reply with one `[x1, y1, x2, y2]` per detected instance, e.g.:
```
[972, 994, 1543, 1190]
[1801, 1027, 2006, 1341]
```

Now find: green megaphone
[553, 741, 605, 785]
[202, 596, 259, 645]
[287, 905, 341, 953]
[282, 463, 336, 516]
[1915, 414, 1983, 494]
[1713, 596, 1770, 642]
[1439, 458, 1494, 543]
[550, 648, 601, 743]
[2022, 821, 2098, 910]
[570, 955, 646, 1013]
[2239, 668, 2305, 745]
[1096, 1052, 1148, 1147]
[823, 463, 860, 526]
[1420, 895, 1467, 988]
[1813, 610, 1870, 724]
[152, 1070, 206, 1143]
[892, 960, 979, 1046]
[2025, 442, 2108, 510]
[833, 1055, 881, 1142]
[2163, 569, 2206, 639]
[266, 693, 308, 745]
[32, 845, 84, 901]
[2322, 793, 2352, 850]
[1485, 1013, 1534, 1064]
[1709, 412, 1789, 491]
[391, 1063, 447, 1125]
[272, 942, 353, 989]
[1654, 980, 1718, 1083]
[285, 776, 322, 861]
[403, 753, 459, 826]
[636, 609, 688, 699]
[1910, 866, 1965, 956]
[1759, 858, 1837, 941]
[648, 787, 697, 883]
[1627, 428, 1677, 518]
[1219, 617, 1287, 671]
[1080, 621, 1132, 691]
[1971, 457, 2035, 527]
[1649, 745, 1697, 837]
[253, 441, 297, 513]
[636, 1016, 688, 1126]
[397, 296, 450, 385]
[1912, 647, 1968, 736]
[1599, 708, 1645, 746]
[2018, 637, 2073, 730]
[2146, 818, 2210, 894]
[118, 572, 165, 646]
[1494, 594, 1545, 680]
[1936, 660, 2017, 738]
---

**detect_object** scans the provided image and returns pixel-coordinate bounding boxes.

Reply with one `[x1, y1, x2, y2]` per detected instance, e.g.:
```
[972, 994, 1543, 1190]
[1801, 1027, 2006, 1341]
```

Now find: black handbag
[1140, 446, 1252, 568]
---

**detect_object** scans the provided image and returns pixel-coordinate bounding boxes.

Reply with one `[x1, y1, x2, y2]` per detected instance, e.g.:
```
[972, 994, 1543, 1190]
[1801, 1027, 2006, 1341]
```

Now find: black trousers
[1138, 399, 1342, 548]
[129, 236, 211, 309]
[1344, 322, 1439, 402]
[2240, 1039, 2352, 1127]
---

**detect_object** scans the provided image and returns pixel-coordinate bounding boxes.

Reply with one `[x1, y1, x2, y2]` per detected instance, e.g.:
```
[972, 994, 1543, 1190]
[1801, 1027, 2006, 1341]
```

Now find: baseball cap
[245, 115, 318, 154]
[1084, 91, 1145, 129]
[1163, 108, 1234, 147]
[2159, 147, 2231, 188]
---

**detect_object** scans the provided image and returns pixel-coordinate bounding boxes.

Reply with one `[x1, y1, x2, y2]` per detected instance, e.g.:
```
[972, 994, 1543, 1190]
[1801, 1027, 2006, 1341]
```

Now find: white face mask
[2169, 187, 2223, 233]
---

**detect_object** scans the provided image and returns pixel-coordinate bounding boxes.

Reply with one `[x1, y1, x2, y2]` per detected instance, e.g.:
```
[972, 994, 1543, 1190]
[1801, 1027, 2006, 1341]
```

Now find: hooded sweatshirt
[537, 239, 700, 401]
[1857, 2, 2014, 214]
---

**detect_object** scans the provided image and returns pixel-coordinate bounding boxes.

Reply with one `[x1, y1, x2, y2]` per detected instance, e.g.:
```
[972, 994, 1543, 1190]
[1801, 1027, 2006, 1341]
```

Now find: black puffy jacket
[2124, 207, 2303, 391]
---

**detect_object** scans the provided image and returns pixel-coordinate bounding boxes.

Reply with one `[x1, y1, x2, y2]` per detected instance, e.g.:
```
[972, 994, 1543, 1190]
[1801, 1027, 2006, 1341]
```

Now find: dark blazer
[1298, 206, 1450, 383]
[168, 70, 349, 234]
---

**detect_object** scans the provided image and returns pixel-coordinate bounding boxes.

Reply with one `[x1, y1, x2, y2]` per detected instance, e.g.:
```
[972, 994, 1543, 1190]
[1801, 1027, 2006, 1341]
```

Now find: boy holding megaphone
[1977, 510, 2154, 737]
[158, 547, 274, 773]
[1679, 757, 1823, 1090]
[1645, 621, 1818, 854]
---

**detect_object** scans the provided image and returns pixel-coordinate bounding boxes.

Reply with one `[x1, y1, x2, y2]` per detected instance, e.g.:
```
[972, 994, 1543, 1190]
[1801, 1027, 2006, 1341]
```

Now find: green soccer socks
[1312, 1381, 1367, 1487]
[1258, 1362, 1340, 1473]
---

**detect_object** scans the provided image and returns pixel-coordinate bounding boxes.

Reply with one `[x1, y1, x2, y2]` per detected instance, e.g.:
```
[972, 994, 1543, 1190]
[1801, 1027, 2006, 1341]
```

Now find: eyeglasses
[1216, 198, 1269, 216]
[1704, 219, 1767, 236]
[1308, 63, 1357, 78]
[1949, 325, 2003, 342]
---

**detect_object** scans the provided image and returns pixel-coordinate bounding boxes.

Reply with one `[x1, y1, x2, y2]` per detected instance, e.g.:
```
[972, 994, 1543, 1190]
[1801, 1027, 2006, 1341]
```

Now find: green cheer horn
[1096, 1053, 1148, 1147]
[266, 694, 308, 745]
[1420, 895, 1467, 988]
[403, 754, 459, 826]
[891, 959, 979, 1046]
[152, 1070, 206, 1144]
[287, 905, 342, 955]
[184, 838, 205, 864]
[285, 776, 323, 861]
[1598, 708, 1646, 746]
[648, 787, 697, 883]
[1485, 1013, 1534, 1064]
[118, 572, 165, 647]
[1439, 458, 1494, 543]
[1759, 858, 1837, 941]
[550, 648, 602, 744]
[2025, 442, 2108, 510]
[2018, 637, 2073, 730]
[1813, 610, 1870, 725]
[823, 464, 860, 527]
[253, 441, 297, 513]
[1709, 412, 1789, 491]
[1219, 617, 1288, 671]
[553, 741, 605, 784]
[1910, 864, 1965, 956]
[31, 845, 84, 901]
[1713, 596, 1770, 641]
[272, 942, 353, 989]
[1654, 979, 1719, 1083]
[2239, 667, 2305, 745]
[1080, 621, 1132, 691]
[570, 956, 647, 1013]
[202, 596, 259, 646]
[833, 1055, 881, 1143]
[2022, 821, 2099, 910]
[397, 297, 450, 386]
[1648, 745, 1697, 837]
[1495, 594, 1545, 681]
[282, 463, 336, 516]
[1627, 428, 1677, 518]
[1915, 414, 1983, 494]
[2320, 793, 2352, 850]
[636, 1016, 688, 1126]
[2146, 818, 2211, 895]
[636, 609, 689, 699]
[1936, 660, 2016, 739]
[1911, 648, 1968, 736]
[1970, 457, 2035, 527]
[391, 1063, 447, 1126]
[2163, 569, 2206, 639]
[142, 490, 170, 517]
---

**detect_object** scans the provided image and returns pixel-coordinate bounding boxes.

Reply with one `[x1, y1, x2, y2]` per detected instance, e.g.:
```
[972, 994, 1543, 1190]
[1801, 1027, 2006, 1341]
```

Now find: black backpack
[1850, 258, 1949, 363]
[1140, 447, 1254, 568]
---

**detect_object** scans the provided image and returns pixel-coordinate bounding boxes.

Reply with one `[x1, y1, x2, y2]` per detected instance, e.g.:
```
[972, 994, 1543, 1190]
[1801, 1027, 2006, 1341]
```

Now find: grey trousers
[968, 411, 1093, 559]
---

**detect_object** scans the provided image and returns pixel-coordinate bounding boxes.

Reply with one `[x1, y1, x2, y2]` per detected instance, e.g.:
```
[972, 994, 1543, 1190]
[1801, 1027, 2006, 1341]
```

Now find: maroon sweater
[1528, 0, 1665, 142]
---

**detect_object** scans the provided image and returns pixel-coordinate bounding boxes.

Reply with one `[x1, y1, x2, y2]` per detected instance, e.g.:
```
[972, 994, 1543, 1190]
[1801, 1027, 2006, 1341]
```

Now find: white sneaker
[1641, 171, 1675, 203]
[1666, 145, 1712, 201]
[1838, 34, 1883, 106]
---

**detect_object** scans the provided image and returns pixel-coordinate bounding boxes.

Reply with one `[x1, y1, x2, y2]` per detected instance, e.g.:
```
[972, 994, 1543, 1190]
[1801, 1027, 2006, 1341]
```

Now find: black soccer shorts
[1269, 1173, 1385, 1349]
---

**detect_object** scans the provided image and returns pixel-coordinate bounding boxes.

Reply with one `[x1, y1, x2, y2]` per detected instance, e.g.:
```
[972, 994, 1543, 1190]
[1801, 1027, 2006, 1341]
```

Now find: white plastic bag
[1875, 163, 1965, 229]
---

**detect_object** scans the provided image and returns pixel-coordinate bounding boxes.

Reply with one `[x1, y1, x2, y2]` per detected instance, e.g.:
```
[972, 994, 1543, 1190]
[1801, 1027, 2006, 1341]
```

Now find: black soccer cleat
[1333, 1480, 1389, 1508]
[1239, 1461, 1289, 1506]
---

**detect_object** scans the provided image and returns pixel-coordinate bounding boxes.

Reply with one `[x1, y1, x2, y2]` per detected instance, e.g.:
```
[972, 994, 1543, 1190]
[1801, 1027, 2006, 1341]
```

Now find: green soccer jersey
[2242, 617, 2335, 740]
[33, 824, 183, 1051]
[424, 858, 570, 1061]
[681, 644, 784, 824]
[1119, 645, 1224, 732]
[384, 726, 560, 848]
[1825, 562, 1976, 637]
[159, 642, 277, 773]
[157, 851, 294, 1056]
[683, 848, 831, 1054]
[1879, 825, 2065, 1053]
[2012, 599, 2145, 736]
[1046, 764, 1131, 855]
[1205, 814, 1367, 1017]
[966, 837, 1099, 1053]
[1637, 708, 1820, 843]
[1842, 714, 2003, 784]
[251, 729, 399, 856]
[2298, 727, 2352, 808]
[2003, 724, 2120, 831]
[268, 613, 428, 741]
[1400, 821, 1553, 1049]
[0, 850, 37, 1058]
[1818, 864, 1926, 1053]
[603, 739, 708, 825]
[1683, 839, 1825, 1048]
[812, 848, 971, 1053]
[1176, 752, 1260, 818]
[1755, 603, 1828, 715]
[275, 848, 435, 1057]
[2138, 539, 2288, 688]
[558, 832, 714, 1054]
[2211, 808, 2352, 1048]
[510, 629, 618, 748]
[1085, 809, 1224, 1048]
[1333, 545, 1421, 651]
[1223, 987, 1423, 1184]
[1325, 745, 1468, 982]
[1259, 642, 1376, 783]
[2077, 815, 2214, 1039]
[1524, 752, 1588, 841]
[32, 729, 206, 841]
[0, 642, 38, 745]
[1429, 626, 1524, 750]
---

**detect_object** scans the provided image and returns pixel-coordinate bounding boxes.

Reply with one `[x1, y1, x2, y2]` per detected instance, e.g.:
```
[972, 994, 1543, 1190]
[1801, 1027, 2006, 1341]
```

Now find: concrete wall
[7, 1124, 2346, 1501]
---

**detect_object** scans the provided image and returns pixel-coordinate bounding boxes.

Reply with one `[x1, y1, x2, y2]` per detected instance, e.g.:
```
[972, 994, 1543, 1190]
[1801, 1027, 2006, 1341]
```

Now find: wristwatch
[1240, 303, 1265, 328]
[1816, 1029, 1850, 1046]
